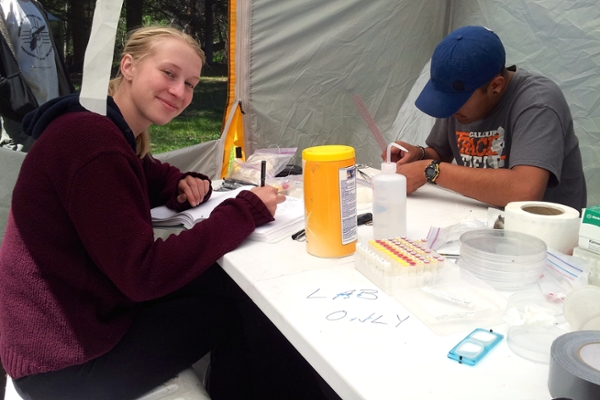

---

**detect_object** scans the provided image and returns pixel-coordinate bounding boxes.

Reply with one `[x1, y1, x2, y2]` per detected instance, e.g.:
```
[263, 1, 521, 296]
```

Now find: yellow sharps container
[302, 145, 357, 258]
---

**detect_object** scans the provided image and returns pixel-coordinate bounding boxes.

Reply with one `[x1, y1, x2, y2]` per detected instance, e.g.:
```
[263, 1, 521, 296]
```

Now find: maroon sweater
[0, 109, 273, 379]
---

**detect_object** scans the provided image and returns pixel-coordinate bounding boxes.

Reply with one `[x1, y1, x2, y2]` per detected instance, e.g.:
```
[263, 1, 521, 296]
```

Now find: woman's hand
[177, 176, 211, 206]
[250, 186, 287, 216]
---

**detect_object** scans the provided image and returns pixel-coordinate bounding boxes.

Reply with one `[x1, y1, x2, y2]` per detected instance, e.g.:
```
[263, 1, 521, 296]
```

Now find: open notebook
[151, 186, 305, 243]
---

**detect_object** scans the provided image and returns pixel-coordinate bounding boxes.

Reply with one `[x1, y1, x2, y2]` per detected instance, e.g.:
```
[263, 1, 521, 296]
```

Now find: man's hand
[396, 160, 430, 193]
[382, 141, 422, 164]
[381, 141, 440, 165]
[177, 176, 211, 207]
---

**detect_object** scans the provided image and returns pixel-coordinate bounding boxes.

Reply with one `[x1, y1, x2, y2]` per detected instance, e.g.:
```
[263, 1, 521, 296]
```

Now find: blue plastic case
[448, 328, 504, 366]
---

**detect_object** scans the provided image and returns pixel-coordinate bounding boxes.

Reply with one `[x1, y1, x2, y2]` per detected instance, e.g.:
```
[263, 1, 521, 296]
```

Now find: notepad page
[250, 196, 305, 243]
[151, 187, 251, 228]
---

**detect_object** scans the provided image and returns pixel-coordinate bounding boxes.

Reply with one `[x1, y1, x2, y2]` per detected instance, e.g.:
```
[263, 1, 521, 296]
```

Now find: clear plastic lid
[507, 325, 565, 363]
[458, 258, 544, 279]
[459, 229, 547, 264]
[457, 255, 546, 291]
[507, 291, 563, 318]
[459, 248, 546, 272]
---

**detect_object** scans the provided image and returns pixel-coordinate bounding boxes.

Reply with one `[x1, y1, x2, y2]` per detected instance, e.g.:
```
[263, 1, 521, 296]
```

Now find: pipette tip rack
[355, 237, 460, 295]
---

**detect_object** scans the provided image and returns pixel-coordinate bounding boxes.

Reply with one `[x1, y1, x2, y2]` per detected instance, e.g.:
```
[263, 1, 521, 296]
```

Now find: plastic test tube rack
[355, 237, 460, 296]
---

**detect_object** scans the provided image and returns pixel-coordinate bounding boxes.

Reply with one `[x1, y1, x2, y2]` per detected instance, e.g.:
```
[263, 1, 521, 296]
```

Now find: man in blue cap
[388, 25, 586, 211]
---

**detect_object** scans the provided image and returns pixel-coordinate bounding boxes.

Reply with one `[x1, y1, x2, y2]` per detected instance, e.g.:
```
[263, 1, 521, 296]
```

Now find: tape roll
[548, 331, 600, 399]
[504, 201, 580, 255]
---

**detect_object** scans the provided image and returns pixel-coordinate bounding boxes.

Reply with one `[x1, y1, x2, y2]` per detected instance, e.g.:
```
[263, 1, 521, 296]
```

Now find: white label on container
[339, 166, 357, 245]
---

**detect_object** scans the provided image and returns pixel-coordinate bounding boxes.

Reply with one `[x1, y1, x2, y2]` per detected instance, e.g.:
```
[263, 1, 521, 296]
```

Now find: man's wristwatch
[425, 160, 440, 184]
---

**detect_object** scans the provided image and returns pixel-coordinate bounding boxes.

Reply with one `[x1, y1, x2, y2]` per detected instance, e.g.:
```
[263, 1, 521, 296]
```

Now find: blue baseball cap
[415, 26, 506, 118]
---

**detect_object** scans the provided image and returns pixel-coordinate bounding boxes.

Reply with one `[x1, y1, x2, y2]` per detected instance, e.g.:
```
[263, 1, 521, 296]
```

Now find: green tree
[39, 0, 228, 74]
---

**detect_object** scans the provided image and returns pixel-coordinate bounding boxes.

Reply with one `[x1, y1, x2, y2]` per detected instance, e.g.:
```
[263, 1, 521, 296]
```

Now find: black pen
[357, 212, 373, 226]
[291, 229, 306, 241]
[260, 160, 266, 187]
[292, 213, 373, 240]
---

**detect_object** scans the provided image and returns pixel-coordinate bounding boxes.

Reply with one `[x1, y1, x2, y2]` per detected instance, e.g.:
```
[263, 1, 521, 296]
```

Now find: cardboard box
[579, 206, 600, 255]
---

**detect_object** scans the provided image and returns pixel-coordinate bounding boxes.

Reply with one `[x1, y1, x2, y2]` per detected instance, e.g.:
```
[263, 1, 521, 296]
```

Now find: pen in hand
[260, 160, 266, 187]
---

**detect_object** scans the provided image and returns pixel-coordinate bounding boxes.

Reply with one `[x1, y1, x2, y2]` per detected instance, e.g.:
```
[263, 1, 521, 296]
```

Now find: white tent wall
[238, 0, 600, 207]
[242, 0, 449, 168]
[154, 139, 224, 180]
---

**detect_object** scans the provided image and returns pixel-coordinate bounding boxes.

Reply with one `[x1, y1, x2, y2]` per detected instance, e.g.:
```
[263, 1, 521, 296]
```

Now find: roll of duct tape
[504, 201, 580, 255]
[548, 331, 600, 399]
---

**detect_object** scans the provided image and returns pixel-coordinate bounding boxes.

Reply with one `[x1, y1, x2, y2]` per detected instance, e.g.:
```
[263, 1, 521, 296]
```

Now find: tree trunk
[204, 0, 214, 64]
[69, 0, 87, 73]
[126, 0, 144, 31]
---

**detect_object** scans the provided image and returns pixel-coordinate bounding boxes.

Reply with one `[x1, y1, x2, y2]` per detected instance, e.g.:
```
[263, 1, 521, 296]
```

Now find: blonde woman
[0, 26, 328, 400]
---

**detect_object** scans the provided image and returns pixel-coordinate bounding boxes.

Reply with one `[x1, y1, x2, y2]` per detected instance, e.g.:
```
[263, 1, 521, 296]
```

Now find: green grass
[149, 73, 228, 154]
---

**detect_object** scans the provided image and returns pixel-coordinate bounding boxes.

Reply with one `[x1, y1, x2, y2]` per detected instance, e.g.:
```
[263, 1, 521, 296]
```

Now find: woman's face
[123, 37, 202, 132]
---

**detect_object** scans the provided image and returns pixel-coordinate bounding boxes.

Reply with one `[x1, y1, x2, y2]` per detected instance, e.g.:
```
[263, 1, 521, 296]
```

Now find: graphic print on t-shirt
[456, 127, 506, 168]
[18, 13, 53, 60]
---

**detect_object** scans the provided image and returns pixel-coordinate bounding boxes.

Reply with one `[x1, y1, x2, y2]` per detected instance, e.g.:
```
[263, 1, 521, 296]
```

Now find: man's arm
[396, 160, 550, 207]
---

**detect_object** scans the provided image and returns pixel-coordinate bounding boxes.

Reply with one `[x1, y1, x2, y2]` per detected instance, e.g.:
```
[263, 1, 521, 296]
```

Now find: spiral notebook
[151, 187, 305, 243]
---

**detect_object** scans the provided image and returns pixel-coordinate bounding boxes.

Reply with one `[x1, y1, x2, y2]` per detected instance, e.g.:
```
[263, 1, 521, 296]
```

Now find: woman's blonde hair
[108, 26, 206, 159]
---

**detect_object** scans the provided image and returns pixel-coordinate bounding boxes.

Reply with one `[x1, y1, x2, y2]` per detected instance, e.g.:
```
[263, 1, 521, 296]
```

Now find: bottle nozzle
[387, 142, 409, 163]
[381, 162, 396, 174]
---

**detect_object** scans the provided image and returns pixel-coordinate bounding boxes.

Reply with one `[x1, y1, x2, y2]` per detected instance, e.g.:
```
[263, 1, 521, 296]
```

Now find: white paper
[79, 0, 124, 115]
[151, 189, 305, 244]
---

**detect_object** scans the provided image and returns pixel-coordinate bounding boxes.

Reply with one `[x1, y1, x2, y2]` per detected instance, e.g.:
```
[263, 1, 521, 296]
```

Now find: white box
[579, 206, 600, 255]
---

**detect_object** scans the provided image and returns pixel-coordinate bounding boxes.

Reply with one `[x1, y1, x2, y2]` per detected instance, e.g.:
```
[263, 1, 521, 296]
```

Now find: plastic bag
[425, 219, 488, 250]
[265, 175, 304, 198]
[228, 147, 297, 185]
[538, 250, 590, 302]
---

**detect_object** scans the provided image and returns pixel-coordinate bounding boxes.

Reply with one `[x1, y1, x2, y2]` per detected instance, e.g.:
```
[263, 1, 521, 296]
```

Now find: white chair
[136, 368, 211, 400]
[4, 376, 20, 400]
[4, 368, 211, 400]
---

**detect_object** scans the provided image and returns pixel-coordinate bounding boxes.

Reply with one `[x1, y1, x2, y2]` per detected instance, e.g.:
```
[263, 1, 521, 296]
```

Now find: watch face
[425, 161, 439, 183]
[425, 164, 436, 179]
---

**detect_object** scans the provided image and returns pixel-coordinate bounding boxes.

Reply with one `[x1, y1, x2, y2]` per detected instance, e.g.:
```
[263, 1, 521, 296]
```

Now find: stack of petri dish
[458, 229, 547, 291]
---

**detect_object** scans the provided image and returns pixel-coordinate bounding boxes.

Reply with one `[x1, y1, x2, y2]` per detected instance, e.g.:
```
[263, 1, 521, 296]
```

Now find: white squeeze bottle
[372, 143, 407, 239]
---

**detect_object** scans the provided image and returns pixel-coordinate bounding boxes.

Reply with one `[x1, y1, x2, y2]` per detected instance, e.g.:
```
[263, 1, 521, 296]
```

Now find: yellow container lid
[302, 145, 355, 162]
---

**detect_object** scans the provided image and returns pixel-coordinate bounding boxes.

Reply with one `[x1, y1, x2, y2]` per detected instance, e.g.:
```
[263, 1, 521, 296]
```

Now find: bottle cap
[381, 162, 396, 174]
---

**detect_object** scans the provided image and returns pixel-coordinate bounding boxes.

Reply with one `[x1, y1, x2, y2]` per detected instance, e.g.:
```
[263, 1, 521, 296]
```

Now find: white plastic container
[563, 285, 600, 330]
[372, 160, 406, 239]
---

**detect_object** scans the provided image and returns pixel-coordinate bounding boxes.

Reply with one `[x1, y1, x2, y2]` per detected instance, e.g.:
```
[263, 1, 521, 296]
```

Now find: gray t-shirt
[1, 0, 59, 105]
[426, 67, 587, 211]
